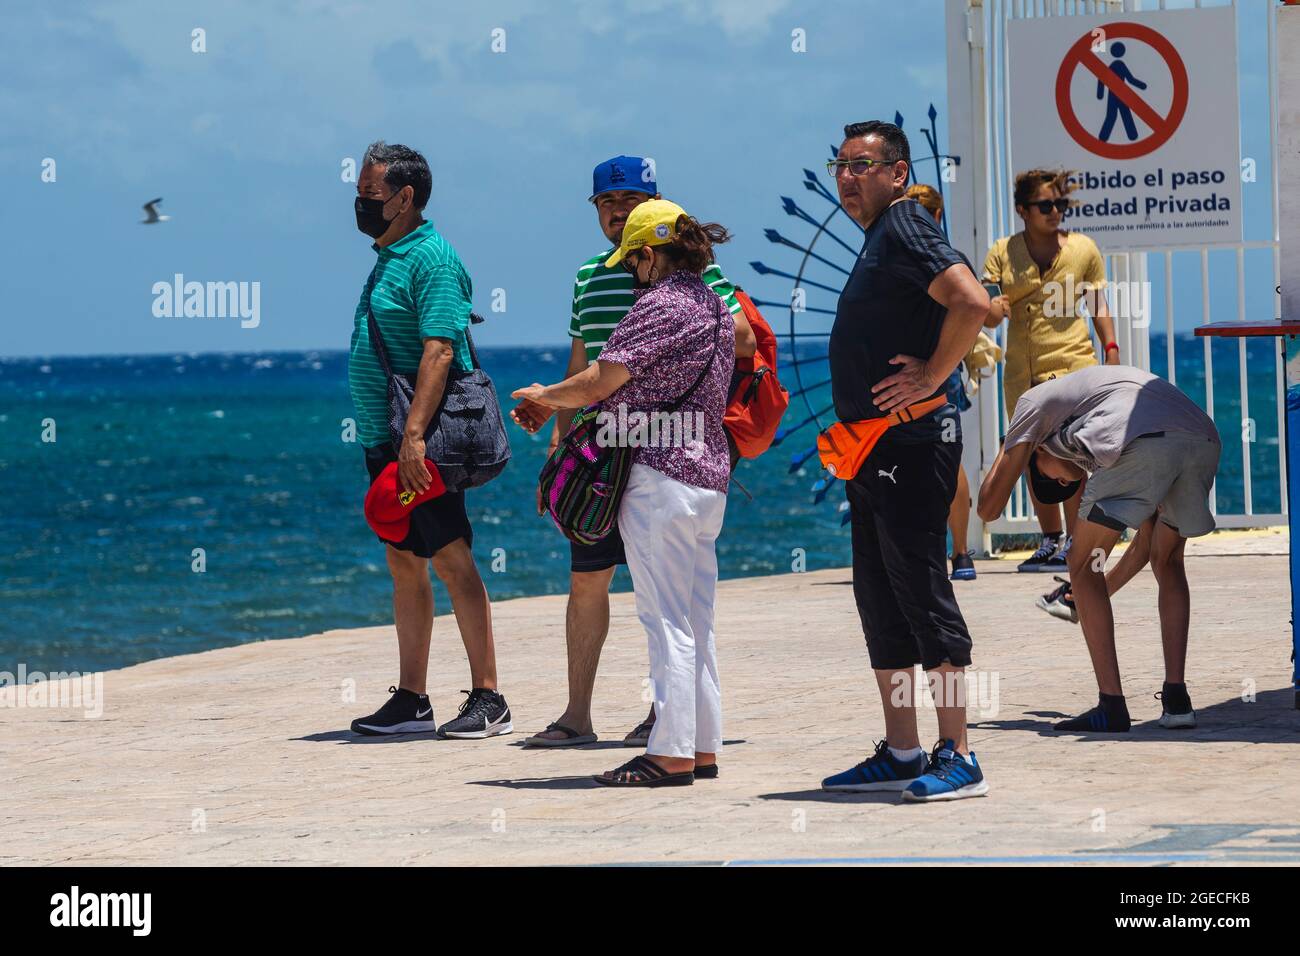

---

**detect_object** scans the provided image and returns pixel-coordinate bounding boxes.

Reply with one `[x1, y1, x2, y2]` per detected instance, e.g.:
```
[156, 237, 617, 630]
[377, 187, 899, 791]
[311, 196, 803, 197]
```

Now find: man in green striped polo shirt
[523, 155, 755, 748]
[347, 141, 511, 741]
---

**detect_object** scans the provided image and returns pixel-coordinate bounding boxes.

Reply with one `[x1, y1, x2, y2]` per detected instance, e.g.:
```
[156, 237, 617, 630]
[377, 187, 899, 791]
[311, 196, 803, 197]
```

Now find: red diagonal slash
[1054, 22, 1189, 160]
[1079, 48, 1172, 138]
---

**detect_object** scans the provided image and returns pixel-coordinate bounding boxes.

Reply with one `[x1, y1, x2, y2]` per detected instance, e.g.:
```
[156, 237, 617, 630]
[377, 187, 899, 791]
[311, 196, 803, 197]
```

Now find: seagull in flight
[141, 198, 170, 224]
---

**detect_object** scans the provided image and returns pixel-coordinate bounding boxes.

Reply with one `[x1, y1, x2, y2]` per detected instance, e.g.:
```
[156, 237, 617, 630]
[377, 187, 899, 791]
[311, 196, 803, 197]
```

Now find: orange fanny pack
[816, 394, 949, 480]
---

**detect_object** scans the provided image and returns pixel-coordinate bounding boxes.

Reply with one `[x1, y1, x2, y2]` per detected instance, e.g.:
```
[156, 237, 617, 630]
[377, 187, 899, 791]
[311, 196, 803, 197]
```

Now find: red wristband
[1104, 342, 1119, 353]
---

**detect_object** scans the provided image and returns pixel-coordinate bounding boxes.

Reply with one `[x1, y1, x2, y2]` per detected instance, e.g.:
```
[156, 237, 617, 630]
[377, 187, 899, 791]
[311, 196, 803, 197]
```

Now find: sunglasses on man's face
[1029, 198, 1071, 215]
[826, 157, 896, 177]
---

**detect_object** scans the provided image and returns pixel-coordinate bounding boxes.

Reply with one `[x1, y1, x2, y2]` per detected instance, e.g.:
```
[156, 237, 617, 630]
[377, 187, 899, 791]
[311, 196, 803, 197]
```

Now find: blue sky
[3, 0, 950, 357]
[1, 0, 1279, 358]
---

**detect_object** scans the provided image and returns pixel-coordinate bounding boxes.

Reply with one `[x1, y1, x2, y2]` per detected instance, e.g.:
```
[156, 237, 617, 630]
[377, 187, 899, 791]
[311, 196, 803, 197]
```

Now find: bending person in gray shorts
[977, 365, 1221, 733]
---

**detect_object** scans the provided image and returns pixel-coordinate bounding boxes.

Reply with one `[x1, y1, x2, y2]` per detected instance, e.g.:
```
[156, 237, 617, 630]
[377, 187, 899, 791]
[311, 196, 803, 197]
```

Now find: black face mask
[355, 192, 402, 239]
[625, 251, 655, 289]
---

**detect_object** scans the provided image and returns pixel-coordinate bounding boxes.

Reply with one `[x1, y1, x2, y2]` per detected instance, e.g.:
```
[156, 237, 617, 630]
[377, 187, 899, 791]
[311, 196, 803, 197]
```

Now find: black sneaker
[1017, 535, 1062, 572]
[437, 688, 513, 739]
[1053, 694, 1131, 733]
[1156, 683, 1196, 729]
[351, 686, 436, 736]
[950, 550, 977, 581]
[1036, 575, 1078, 623]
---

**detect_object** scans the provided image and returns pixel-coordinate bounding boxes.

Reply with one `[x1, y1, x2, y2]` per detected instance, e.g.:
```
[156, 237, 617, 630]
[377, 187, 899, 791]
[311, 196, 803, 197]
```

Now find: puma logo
[877, 465, 899, 484]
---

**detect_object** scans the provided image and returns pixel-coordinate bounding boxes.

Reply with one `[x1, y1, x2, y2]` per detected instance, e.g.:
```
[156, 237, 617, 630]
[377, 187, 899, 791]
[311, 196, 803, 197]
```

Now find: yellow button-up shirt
[982, 230, 1106, 410]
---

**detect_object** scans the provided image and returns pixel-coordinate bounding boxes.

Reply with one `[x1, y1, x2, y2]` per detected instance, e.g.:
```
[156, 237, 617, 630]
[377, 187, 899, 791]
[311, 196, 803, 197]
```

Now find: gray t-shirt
[1004, 365, 1219, 472]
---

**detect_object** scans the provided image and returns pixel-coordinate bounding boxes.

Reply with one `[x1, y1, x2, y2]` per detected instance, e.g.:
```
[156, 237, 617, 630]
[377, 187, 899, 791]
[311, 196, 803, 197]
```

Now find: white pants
[618, 464, 728, 759]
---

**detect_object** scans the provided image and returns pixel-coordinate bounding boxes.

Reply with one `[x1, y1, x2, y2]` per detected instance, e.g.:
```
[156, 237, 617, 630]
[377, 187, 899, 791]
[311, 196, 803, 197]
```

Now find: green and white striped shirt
[568, 250, 742, 364]
[348, 221, 475, 449]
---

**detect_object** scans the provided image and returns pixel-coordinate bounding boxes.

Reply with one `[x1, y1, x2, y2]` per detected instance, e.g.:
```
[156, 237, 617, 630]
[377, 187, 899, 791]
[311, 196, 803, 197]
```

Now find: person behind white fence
[982, 168, 1120, 574]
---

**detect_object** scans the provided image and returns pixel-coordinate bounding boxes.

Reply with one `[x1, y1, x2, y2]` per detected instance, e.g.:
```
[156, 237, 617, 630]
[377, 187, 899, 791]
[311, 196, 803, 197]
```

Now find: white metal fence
[944, 0, 1285, 547]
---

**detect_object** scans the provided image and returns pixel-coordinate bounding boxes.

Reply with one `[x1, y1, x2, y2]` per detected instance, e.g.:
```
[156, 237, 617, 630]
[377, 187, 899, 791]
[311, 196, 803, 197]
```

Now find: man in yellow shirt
[983, 169, 1119, 573]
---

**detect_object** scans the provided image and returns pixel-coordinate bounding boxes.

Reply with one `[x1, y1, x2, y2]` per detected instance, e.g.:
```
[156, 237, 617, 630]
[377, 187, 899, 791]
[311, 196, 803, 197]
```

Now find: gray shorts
[1080, 432, 1222, 538]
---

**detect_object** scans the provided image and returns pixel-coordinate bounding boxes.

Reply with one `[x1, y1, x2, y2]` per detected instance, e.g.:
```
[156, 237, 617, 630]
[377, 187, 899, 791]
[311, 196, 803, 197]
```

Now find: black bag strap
[464, 314, 484, 371]
[366, 272, 484, 375]
[665, 293, 726, 414]
[363, 273, 395, 378]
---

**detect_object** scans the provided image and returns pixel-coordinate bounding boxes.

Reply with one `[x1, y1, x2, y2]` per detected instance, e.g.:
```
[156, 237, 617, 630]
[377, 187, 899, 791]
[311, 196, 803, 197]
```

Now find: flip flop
[523, 721, 598, 748]
[594, 755, 694, 788]
[693, 763, 719, 779]
[622, 717, 656, 747]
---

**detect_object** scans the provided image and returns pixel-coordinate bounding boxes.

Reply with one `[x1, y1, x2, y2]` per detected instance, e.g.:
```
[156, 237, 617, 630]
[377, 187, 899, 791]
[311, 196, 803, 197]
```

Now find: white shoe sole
[822, 779, 916, 793]
[901, 780, 990, 802]
[1035, 596, 1079, 624]
[1159, 711, 1196, 729]
[440, 720, 514, 740]
[352, 719, 437, 735]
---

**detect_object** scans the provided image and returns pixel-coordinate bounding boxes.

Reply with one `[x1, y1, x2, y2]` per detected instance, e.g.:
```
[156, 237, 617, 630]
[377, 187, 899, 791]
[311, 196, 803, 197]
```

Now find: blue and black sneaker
[821, 739, 928, 792]
[901, 739, 989, 802]
[950, 550, 977, 581]
[1053, 693, 1131, 733]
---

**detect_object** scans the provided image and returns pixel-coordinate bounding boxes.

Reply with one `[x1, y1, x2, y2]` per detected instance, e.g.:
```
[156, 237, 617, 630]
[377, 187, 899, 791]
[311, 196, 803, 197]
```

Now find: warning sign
[1055, 22, 1188, 160]
[1009, 7, 1241, 250]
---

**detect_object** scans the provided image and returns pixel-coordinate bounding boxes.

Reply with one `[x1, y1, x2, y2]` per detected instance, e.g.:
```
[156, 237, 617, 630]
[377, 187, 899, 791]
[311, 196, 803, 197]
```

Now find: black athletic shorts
[569, 523, 627, 573]
[846, 435, 973, 670]
[364, 445, 473, 559]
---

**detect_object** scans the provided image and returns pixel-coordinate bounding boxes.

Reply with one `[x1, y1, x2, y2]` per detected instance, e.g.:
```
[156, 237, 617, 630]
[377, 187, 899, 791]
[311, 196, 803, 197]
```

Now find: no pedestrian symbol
[1054, 21, 1188, 160]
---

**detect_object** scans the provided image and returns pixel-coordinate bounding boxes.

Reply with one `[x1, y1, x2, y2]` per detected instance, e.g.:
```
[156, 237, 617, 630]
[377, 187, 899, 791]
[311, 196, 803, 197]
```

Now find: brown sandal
[594, 755, 694, 788]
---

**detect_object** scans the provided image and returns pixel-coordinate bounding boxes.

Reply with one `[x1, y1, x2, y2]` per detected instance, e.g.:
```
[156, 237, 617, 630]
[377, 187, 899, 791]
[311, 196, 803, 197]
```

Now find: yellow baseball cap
[604, 199, 689, 268]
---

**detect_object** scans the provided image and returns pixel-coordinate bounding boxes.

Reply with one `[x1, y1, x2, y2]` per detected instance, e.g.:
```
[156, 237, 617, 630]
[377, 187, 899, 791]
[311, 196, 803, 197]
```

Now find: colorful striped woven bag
[537, 405, 633, 546]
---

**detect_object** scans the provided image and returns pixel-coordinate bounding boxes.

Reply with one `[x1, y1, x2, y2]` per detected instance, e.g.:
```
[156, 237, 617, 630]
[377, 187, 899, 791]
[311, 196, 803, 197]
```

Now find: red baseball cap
[364, 460, 447, 543]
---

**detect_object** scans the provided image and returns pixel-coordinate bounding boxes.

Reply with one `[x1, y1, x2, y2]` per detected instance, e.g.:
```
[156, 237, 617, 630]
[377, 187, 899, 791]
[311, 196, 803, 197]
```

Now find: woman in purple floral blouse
[511, 200, 735, 788]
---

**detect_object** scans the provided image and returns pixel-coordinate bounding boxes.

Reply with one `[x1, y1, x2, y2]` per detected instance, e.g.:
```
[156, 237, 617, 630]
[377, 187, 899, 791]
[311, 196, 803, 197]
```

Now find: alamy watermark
[594, 404, 706, 460]
[1042, 274, 1150, 328]
[888, 667, 1000, 718]
[152, 274, 260, 328]
[0, 665, 103, 718]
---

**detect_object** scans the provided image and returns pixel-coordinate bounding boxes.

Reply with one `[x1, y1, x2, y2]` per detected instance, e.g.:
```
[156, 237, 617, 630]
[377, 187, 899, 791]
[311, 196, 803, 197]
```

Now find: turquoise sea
[0, 337, 1282, 674]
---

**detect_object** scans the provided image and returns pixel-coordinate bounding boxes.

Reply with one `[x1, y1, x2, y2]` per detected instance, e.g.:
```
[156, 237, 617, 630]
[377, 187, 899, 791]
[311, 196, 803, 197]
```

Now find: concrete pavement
[2, 528, 1296, 866]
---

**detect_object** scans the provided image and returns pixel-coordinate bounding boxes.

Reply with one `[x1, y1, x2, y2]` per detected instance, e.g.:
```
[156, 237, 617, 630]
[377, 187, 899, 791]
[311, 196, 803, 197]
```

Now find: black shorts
[569, 524, 627, 573]
[846, 436, 973, 671]
[364, 445, 473, 559]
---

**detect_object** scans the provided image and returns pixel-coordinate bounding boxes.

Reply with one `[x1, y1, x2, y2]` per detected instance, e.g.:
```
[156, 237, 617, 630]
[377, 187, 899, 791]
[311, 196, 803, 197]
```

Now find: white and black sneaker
[437, 688, 513, 739]
[1036, 575, 1079, 623]
[1156, 682, 1197, 729]
[351, 686, 437, 736]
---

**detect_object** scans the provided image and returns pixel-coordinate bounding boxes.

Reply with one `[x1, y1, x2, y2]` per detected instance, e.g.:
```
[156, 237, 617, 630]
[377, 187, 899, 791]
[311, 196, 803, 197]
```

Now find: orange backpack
[725, 289, 789, 459]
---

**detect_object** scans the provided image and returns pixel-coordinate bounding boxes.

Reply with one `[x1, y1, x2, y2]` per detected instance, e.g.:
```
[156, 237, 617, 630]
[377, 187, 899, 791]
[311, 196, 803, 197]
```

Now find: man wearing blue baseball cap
[513, 155, 755, 748]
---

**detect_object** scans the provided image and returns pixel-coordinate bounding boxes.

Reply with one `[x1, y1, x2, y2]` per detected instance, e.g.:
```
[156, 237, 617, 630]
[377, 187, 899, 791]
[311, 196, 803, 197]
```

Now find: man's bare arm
[925, 263, 991, 386]
[398, 336, 455, 493]
[733, 309, 756, 359]
[871, 263, 990, 413]
[977, 441, 1033, 522]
